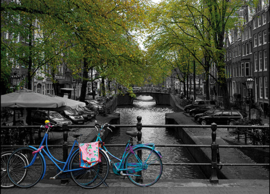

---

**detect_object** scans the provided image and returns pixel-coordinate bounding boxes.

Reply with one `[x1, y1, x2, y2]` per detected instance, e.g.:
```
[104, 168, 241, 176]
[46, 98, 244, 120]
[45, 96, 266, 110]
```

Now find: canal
[105, 95, 206, 179]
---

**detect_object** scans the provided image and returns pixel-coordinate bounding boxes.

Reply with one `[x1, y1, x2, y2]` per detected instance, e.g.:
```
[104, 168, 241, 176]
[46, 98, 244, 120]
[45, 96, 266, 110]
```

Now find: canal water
[105, 95, 206, 179]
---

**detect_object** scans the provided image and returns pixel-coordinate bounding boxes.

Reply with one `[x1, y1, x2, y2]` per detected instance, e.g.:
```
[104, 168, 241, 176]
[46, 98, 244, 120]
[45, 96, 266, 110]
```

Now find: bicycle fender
[29, 146, 47, 180]
[67, 148, 80, 169]
[131, 146, 162, 158]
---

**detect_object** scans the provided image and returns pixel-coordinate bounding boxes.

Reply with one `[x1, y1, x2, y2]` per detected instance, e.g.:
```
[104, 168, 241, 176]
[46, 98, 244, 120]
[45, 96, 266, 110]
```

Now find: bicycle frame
[25, 131, 83, 180]
[96, 127, 162, 174]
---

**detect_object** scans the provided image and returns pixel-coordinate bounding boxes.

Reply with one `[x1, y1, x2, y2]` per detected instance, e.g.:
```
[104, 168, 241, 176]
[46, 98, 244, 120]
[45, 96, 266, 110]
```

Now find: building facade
[225, 1, 269, 115]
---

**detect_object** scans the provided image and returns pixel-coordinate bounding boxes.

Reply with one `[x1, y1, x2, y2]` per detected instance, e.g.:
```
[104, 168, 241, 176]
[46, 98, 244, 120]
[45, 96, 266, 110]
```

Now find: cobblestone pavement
[1, 179, 269, 194]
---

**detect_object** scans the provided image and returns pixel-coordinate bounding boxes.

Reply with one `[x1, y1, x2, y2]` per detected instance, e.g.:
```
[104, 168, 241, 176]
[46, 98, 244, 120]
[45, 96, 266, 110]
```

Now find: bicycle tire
[1, 151, 28, 188]
[125, 147, 163, 187]
[69, 149, 110, 189]
[7, 147, 45, 188]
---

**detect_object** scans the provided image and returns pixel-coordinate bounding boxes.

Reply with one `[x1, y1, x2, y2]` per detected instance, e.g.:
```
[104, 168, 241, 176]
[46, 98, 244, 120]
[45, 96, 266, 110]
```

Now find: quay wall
[165, 116, 226, 179]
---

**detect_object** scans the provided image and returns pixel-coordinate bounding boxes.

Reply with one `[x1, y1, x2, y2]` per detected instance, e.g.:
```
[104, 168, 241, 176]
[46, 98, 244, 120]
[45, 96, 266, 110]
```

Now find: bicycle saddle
[126, 131, 138, 137]
[72, 134, 81, 139]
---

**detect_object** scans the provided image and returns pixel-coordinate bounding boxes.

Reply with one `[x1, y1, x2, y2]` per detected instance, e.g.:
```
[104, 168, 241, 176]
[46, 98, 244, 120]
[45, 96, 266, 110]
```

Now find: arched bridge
[117, 87, 172, 106]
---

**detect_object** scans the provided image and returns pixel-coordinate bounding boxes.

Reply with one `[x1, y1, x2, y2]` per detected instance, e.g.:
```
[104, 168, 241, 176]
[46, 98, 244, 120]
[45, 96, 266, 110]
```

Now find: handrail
[1, 117, 269, 184]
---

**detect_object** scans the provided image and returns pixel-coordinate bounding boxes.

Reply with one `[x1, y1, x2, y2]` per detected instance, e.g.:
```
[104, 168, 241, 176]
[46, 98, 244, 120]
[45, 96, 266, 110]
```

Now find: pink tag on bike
[79, 142, 100, 168]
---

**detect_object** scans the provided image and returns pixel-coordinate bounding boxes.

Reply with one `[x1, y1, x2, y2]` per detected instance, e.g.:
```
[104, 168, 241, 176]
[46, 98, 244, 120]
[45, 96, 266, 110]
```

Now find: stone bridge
[117, 88, 171, 106]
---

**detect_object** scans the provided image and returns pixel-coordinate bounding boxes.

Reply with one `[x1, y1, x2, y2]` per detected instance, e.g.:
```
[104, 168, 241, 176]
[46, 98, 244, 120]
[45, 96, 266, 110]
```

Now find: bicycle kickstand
[50, 171, 63, 180]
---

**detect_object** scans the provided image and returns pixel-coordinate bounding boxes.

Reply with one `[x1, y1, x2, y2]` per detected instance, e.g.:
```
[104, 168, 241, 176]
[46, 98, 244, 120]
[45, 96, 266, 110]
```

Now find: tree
[144, 0, 256, 109]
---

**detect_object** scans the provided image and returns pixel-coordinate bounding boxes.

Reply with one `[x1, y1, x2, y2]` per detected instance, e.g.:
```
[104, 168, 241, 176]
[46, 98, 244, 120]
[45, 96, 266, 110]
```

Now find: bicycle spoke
[70, 150, 109, 189]
[125, 147, 163, 187]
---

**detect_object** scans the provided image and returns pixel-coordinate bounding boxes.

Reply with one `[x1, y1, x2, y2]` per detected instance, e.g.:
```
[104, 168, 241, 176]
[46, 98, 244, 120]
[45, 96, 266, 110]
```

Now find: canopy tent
[50, 95, 86, 108]
[1, 89, 66, 126]
[1, 89, 65, 108]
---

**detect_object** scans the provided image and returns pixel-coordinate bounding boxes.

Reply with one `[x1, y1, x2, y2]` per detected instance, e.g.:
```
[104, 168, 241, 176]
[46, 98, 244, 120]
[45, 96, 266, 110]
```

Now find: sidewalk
[1, 179, 269, 194]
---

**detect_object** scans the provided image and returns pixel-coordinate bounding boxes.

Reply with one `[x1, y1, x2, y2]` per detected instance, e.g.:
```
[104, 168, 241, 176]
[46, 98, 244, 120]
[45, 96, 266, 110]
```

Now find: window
[254, 34, 257, 47]
[262, 13, 266, 25]
[233, 81, 236, 94]
[246, 43, 249, 54]
[264, 50, 267, 70]
[241, 63, 244, 76]
[253, 19, 256, 29]
[259, 77, 263, 98]
[259, 51, 262, 71]
[258, 32, 262, 46]
[16, 34, 20, 43]
[249, 27, 252, 38]
[263, 31, 267, 44]
[258, 15, 262, 27]
[3, 32, 8, 39]
[265, 77, 268, 99]
[246, 63, 250, 76]
[254, 52, 258, 71]
[222, 111, 230, 116]
[249, 42, 252, 54]
[238, 45, 241, 56]
[242, 44, 245, 56]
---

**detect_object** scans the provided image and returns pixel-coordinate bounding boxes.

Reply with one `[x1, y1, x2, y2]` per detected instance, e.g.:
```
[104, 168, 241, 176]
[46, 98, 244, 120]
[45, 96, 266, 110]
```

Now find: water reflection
[106, 95, 206, 179]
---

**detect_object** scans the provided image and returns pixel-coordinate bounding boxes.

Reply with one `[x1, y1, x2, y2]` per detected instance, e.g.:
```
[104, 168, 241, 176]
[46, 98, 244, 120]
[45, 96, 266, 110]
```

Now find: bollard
[209, 123, 219, 183]
[61, 124, 69, 185]
[136, 116, 143, 184]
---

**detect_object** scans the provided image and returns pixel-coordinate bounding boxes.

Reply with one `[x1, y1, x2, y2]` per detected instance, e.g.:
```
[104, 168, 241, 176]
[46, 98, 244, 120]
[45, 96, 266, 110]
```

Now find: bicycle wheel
[1, 151, 28, 188]
[69, 149, 109, 189]
[125, 147, 163, 187]
[7, 147, 45, 188]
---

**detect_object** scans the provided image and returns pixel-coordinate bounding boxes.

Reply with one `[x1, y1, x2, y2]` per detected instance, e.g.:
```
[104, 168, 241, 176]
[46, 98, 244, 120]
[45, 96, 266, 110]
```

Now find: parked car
[189, 105, 216, 117]
[195, 109, 221, 123]
[199, 110, 243, 125]
[75, 106, 96, 121]
[184, 100, 216, 113]
[56, 106, 85, 124]
[85, 100, 105, 115]
[27, 110, 72, 127]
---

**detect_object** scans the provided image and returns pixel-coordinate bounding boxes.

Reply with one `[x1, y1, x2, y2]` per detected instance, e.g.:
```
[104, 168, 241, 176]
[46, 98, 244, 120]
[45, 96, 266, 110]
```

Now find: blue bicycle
[7, 120, 163, 188]
[6, 120, 110, 189]
[94, 121, 163, 187]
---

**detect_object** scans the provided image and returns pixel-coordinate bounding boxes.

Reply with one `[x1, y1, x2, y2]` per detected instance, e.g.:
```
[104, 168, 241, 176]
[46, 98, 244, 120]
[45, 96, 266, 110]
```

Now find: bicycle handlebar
[94, 120, 115, 132]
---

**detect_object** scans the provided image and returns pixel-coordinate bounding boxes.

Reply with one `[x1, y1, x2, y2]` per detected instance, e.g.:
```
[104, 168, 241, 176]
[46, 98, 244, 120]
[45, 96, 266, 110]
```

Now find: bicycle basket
[79, 141, 101, 168]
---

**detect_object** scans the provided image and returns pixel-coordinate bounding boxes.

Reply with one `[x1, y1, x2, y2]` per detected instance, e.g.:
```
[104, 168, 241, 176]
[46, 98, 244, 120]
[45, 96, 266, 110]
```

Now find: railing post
[136, 116, 143, 183]
[209, 123, 219, 183]
[136, 116, 142, 144]
[61, 124, 69, 185]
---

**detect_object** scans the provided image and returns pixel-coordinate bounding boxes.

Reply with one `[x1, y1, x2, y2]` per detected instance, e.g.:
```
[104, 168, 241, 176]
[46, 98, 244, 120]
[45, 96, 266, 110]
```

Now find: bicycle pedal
[50, 177, 56, 180]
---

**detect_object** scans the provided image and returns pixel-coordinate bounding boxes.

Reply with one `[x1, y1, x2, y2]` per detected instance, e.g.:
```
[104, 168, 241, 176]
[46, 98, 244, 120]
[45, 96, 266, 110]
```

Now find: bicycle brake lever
[108, 127, 113, 132]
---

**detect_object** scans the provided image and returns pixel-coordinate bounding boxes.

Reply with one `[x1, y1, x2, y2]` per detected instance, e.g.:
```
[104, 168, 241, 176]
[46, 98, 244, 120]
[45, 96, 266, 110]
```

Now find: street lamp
[10, 71, 20, 92]
[246, 78, 254, 120]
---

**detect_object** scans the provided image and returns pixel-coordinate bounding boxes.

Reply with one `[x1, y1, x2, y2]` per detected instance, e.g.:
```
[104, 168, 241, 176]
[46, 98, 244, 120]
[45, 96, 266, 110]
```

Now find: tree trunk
[79, 58, 88, 102]
[27, 24, 33, 90]
[101, 77, 105, 96]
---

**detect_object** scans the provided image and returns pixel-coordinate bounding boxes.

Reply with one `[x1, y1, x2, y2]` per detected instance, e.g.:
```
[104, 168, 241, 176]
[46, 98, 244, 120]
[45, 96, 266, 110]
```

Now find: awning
[1, 89, 65, 108]
[51, 95, 85, 108]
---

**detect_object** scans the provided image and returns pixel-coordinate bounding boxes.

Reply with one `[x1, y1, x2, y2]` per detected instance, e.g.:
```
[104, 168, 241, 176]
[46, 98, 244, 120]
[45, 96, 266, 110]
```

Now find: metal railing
[1, 116, 269, 184]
